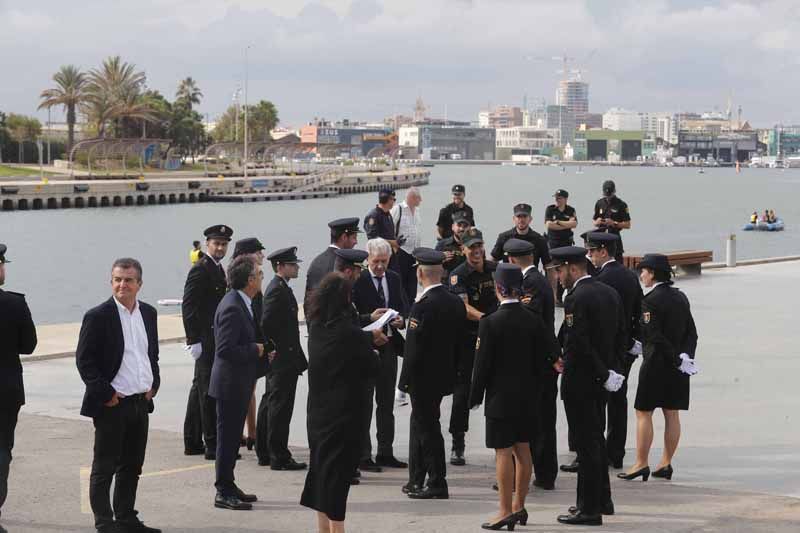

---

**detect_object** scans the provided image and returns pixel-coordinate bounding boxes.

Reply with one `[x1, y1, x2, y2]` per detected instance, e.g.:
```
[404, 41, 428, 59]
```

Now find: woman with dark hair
[619, 254, 698, 482]
[470, 263, 549, 530]
[300, 273, 380, 533]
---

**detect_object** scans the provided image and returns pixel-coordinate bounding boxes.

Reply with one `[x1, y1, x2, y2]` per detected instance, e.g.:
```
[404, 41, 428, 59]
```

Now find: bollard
[726, 234, 736, 267]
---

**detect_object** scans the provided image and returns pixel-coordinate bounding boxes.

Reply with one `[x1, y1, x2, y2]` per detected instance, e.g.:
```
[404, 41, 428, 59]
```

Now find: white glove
[603, 370, 625, 392]
[678, 353, 699, 375]
[185, 343, 203, 361]
[628, 339, 642, 357]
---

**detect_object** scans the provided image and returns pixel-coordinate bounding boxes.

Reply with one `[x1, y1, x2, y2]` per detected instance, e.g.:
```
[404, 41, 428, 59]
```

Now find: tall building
[545, 105, 575, 146]
[478, 106, 523, 128]
[602, 108, 641, 131]
[556, 80, 589, 118]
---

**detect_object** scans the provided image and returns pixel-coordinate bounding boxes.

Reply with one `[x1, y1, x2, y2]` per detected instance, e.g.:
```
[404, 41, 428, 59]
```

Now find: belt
[119, 393, 148, 402]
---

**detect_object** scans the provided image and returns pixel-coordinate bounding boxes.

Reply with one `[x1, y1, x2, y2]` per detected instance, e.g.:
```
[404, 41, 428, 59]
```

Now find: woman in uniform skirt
[300, 273, 380, 532]
[470, 264, 549, 530]
[619, 254, 698, 482]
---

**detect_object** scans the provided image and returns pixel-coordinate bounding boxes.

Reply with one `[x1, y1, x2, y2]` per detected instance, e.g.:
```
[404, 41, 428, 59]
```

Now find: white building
[478, 111, 490, 128]
[602, 108, 641, 131]
[495, 126, 559, 159]
[398, 126, 420, 148]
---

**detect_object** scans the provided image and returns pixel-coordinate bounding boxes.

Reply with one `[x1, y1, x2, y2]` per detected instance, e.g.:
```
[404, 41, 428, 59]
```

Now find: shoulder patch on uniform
[450, 274, 459, 286]
[475, 337, 481, 350]
[643, 311, 651, 324]
[565, 313, 574, 327]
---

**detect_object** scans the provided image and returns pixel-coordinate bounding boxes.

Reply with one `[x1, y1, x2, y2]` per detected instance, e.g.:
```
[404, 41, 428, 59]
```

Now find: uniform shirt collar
[565, 274, 592, 296]
[500, 298, 519, 305]
[600, 259, 616, 271]
[329, 244, 340, 250]
[419, 283, 442, 299]
[113, 296, 139, 315]
[237, 290, 253, 311]
[522, 264, 536, 276]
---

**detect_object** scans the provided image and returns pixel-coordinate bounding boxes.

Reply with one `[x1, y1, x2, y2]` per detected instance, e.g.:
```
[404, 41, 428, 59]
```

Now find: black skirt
[634, 353, 690, 411]
[485, 417, 531, 449]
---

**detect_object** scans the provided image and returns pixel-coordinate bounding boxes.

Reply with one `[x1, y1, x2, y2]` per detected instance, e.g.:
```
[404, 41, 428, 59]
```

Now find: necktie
[375, 276, 386, 307]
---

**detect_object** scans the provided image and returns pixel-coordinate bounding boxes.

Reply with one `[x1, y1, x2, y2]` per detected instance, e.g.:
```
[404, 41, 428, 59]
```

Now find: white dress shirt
[390, 201, 423, 254]
[237, 290, 254, 319]
[369, 269, 392, 336]
[111, 297, 153, 396]
[522, 265, 536, 277]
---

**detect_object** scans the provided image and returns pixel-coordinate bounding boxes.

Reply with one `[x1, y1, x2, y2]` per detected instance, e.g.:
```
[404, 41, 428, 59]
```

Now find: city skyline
[2, 0, 800, 128]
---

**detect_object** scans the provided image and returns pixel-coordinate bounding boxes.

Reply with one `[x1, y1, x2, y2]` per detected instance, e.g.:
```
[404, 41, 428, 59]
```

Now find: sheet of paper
[362, 309, 400, 331]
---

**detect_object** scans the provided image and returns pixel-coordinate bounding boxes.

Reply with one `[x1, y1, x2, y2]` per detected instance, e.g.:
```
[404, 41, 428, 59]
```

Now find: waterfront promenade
[7, 260, 800, 531]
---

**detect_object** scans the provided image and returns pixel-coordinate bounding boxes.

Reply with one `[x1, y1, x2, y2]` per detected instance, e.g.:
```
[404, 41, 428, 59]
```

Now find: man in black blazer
[304, 218, 361, 310]
[398, 248, 466, 500]
[261, 246, 308, 471]
[352, 238, 409, 472]
[0, 244, 37, 528]
[182, 224, 233, 459]
[76, 258, 160, 533]
[586, 232, 643, 469]
[210, 256, 273, 511]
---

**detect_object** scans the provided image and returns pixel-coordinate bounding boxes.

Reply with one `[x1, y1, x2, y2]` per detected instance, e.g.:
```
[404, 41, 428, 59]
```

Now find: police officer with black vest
[551, 246, 625, 526]
[592, 180, 631, 261]
[503, 238, 560, 490]
[448, 228, 498, 466]
[545, 189, 578, 305]
[0, 244, 37, 528]
[436, 184, 475, 240]
[586, 232, 643, 469]
[490, 203, 551, 270]
[183, 225, 234, 459]
[435, 210, 470, 281]
[398, 248, 466, 500]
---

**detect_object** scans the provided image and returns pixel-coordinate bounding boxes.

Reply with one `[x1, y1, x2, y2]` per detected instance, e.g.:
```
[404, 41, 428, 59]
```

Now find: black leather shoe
[481, 514, 517, 530]
[533, 478, 555, 490]
[569, 503, 614, 516]
[245, 438, 255, 451]
[450, 449, 466, 466]
[214, 494, 252, 510]
[271, 458, 307, 471]
[97, 525, 119, 533]
[257, 458, 270, 467]
[560, 459, 580, 473]
[184, 447, 205, 456]
[617, 466, 650, 481]
[117, 521, 162, 533]
[408, 485, 449, 500]
[376, 455, 408, 468]
[402, 482, 423, 494]
[353, 469, 361, 478]
[652, 464, 673, 480]
[359, 458, 383, 472]
[350, 477, 360, 485]
[557, 511, 602, 525]
[513, 508, 528, 526]
[204, 452, 216, 460]
[235, 487, 258, 503]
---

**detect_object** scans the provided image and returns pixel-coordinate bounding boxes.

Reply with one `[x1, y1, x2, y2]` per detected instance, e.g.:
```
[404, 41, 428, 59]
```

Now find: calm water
[2, 164, 798, 324]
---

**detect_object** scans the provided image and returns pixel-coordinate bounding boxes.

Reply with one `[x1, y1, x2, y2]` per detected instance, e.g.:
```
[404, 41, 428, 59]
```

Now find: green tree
[211, 100, 278, 143]
[38, 65, 86, 152]
[7, 113, 42, 163]
[176, 77, 203, 111]
[0, 111, 8, 162]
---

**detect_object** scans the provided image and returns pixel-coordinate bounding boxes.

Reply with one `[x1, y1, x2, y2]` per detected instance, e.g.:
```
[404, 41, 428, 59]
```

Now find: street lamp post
[244, 46, 251, 179]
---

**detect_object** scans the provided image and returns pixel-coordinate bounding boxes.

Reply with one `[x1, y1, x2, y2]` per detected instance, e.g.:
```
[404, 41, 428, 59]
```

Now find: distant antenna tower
[413, 97, 427, 123]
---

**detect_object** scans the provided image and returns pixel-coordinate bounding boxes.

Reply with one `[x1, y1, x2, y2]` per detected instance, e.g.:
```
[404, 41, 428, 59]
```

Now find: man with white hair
[352, 238, 410, 472]
[390, 187, 424, 304]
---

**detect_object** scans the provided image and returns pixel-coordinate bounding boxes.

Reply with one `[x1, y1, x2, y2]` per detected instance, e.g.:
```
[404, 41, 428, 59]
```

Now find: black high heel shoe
[481, 514, 517, 531]
[652, 464, 673, 480]
[513, 508, 528, 526]
[617, 466, 650, 481]
[246, 437, 255, 451]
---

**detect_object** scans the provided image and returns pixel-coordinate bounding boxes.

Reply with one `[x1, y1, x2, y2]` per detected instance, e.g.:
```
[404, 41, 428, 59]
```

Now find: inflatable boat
[742, 219, 784, 231]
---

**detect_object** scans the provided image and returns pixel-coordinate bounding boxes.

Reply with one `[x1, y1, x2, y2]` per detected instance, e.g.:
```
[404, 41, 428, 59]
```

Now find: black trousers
[564, 393, 611, 515]
[395, 248, 419, 305]
[448, 334, 476, 443]
[184, 358, 216, 454]
[362, 347, 398, 460]
[255, 379, 271, 463]
[215, 392, 251, 497]
[530, 372, 559, 485]
[0, 403, 21, 515]
[266, 370, 299, 464]
[90, 396, 149, 530]
[408, 392, 446, 488]
[605, 354, 636, 464]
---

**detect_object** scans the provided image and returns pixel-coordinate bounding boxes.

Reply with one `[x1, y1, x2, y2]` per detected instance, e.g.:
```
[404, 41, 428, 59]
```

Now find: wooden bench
[623, 250, 714, 276]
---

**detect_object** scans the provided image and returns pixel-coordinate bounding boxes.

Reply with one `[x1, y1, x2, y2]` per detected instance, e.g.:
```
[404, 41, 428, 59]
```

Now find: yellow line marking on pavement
[80, 467, 91, 514]
[140, 464, 214, 478]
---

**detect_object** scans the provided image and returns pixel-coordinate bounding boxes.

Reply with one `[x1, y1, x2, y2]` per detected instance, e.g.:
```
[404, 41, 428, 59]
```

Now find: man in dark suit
[586, 232, 643, 469]
[0, 244, 37, 529]
[304, 218, 361, 310]
[352, 237, 409, 472]
[398, 248, 465, 500]
[210, 256, 274, 511]
[551, 247, 625, 526]
[76, 258, 161, 533]
[261, 246, 308, 471]
[182, 224, 233, 459]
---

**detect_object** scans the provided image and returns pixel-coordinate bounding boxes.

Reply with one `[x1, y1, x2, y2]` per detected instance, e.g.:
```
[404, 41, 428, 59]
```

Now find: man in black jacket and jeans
[76, 258, 161, 533]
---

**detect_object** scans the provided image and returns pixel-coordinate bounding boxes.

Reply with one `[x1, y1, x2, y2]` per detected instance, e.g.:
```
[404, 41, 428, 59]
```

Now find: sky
[2, 0, 799, 128]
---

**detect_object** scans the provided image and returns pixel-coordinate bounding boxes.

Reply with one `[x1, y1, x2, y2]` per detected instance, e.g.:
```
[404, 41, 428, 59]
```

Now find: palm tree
[176, 77, 203, 110]
[38, 65, 86, 152]
[83, 56, 148, 137]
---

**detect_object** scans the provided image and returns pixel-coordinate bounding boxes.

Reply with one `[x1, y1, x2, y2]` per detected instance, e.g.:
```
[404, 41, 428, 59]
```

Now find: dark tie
[374, 276, 386, 307]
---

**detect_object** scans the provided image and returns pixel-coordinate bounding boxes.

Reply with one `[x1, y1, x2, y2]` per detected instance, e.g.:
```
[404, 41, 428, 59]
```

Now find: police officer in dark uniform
[261, 247, 308, 471]
[490, 203, 551, 270]
[434, 210, 470, 281]
[586, 232, 643, 469]
[183, 224, 233, 459]
[304, 218, 361, 308]
[551, 246, 625, 526]
[544, 189, 578, 305]
[364, 189, 402, 273]
[436, 184, 475, 240]
[592, 180, 631, 261]
[398, 248, 466, 500]
[0, 244, 37, 527]
[504, 239, 560, 490]
[448, 228, 498, 466]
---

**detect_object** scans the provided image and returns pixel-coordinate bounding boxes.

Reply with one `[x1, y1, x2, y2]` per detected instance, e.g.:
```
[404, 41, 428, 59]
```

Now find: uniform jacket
[364, 206, 396, 240]
[559, 277, 625, 400]
[76, 298, 160, 418]
[0, 289, 37, 407]
[436, 202, 475, 239]
[261, 275, 308, 375]
[398, 285, 466, 396]
[182, 254, 227, 359]
[352, 268, 408, 354]
[640, 283, 698, 367]
[595, 260, 643, 350]
[593, 196, 631, 253]
[490, 227, 551, 268]
[521, 269, 560, 367]
[304, 246, 338, 304]
[469, 302, 550, 419]
[209, 290, 264, 402]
